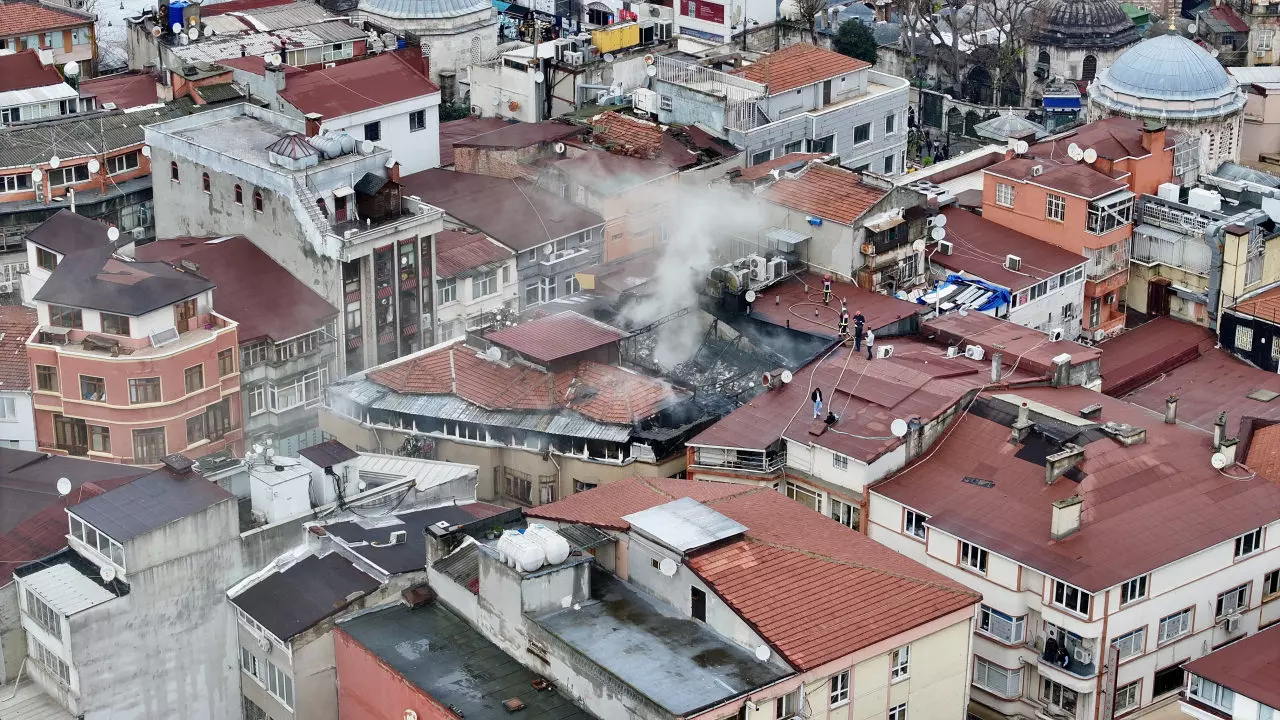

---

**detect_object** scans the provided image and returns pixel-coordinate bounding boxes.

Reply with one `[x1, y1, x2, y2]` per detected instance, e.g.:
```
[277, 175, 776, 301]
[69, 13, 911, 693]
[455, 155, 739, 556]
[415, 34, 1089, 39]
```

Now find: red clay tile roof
[748, 272, 921, 338]
[760, 163, 888, 225]
[1232, 284, 1280, 324]
[279, 50, 439, 119]
[1097, 316, 1217, 396]
[1245, 422, 1280, 482]
[732, 153, 824, 182]
[484, 311, 625, 364]
[985, 157, 1128, 199]
[877, 386, 1280, 591]
[78, 72, 159, 109]
[937, 207, 1086, 292]
[367, 343, 679, 425]
[438, 116, 512, 166]
[0, 50, 66, 94]
[1184, 625, 1280, 708]
[0, 306, 36, 391]
[731, 42, 869, 94]
[433, 229, 513, 279]
[0, 1, 92, 36]
[529, 478, 978, 669]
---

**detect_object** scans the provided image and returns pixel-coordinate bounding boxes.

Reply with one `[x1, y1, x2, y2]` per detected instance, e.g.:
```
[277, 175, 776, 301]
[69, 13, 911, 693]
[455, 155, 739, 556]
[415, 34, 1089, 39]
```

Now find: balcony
[1038, 641, 1098, 681]
[31, 312, 237, 360]
[690, 446, 786, 474]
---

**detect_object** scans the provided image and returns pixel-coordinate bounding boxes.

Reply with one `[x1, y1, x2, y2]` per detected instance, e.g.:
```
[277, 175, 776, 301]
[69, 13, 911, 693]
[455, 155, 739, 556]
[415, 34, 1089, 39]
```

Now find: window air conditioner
[1049, 327, 1064, 342]
[964, 345, 985, 361]
[1005, 254, 1022, 271]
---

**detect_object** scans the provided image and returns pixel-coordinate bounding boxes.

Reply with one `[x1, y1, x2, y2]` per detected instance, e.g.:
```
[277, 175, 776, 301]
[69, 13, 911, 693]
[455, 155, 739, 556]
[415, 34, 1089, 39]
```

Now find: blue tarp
[916, 274, 1011, 313]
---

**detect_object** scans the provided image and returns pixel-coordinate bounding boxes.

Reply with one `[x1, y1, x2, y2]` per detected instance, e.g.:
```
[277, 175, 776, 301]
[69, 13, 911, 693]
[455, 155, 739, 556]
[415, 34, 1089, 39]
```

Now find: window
[1188, 675, 1235, 713]
[187, 398, 233, 445]
[785, 481, 820, 512]
[0, 396, 14, 419]
[24, 588, 61, 636]
[830, 497, 856, 529]
[1, 173, 33, 192]
[437, 277, 457, 304]
[170, 161, 179, 182]
[1216, 583, 1249, 618]
[274, 332, 322, 363]
[253, 190, 263, 213]
[79, 375, 105, 401]
[364, 121, 381, 142]
[525, 281, 540, 306]
[266, 660, 294, 709]
[248, 386, 265, 415]
[1157, 608, 1193, 643]
[996, 182, 1015, 207]
[885, 112, 896, 134]
[783, 140, 803, 154]
[1046, 193, 1066, 222]
[32, 638, 69, 686]
[832, 452, 848, 470]
[1041, 678, 1077, 713]
[973, 657, 1021, 698]
[199, 172, 210, 193]
[853, 122, 871, 144]
[184, 364, 204, 393]
[218, 348, 235, 376]
[106, 151, 139, 175]
[1116, 575, 1148, 605]
[128, 377, 161, 404]
[241, 342, 268, 368]
[565, 275, 581, 295]
[97, 312, 129, 336]
[89, 424, 110, 453]
[0, 107, 20, 123]
[472, 270, 497, 298]
[890, 645, 910, 680]
[132, 427, 166, 464]
[36, 365, 58, 392]
[829, 670, 849, 707]
[978, 605, 1025, 644]
[234, 184, 243, 204]
[1235, 324, 1255, 350]
[905, 509, 927, 539]
[48, 165, 90, 187]
[1087, 196, 1134, 235]
[409, 109, 426, 132]
[1265, 569, 1280, 601]
[888, 703, 907, 720]
[659, 94, 673, 111]
[36, 248, 58, 273]
[1235, 527, 1263, 558]
[1114, 680, 1140, 714]
[690, 586, 706, 621]
[267, 369, 326, 412]
[1052, 580, 1091, 616]
[239, 646, 262, 683]
[1111, 627, 1145, 660]
[47, 304, 82, 329]
[809, 134, 834, 154]
[884, 154, 895, 174]
[775, 689, 798, 719]
[751, 149, 772, 165]
[960, 541, 988, 573]
[573, 480, 597, 493]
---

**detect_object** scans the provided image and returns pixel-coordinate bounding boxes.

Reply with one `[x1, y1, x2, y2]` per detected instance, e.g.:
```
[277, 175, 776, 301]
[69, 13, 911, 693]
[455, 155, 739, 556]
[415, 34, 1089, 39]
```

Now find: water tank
[168, 0, 189, 32]
[310, 134, 342, 159]
[497, 530, 545, 572]
[1187, 187, 1222, 213]
[336, 132, 357, 154]
[524, 524, 571, 565]
[1157, 182, 1180, 202]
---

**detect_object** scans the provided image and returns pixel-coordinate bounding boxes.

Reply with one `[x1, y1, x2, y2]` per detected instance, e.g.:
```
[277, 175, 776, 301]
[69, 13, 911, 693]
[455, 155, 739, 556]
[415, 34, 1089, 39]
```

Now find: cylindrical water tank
[337, 132, 357, 154]
[497, 530, 545, 572]
[524, 524, 571, 565]
[310, 134, 342, 159]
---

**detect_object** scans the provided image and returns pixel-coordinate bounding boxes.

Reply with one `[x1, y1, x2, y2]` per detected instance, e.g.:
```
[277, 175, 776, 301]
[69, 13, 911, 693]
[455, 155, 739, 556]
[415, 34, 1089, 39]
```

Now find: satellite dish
[56, 477, 72, 496]
[780, 370, 793, 384]
[745, 289, 757, 303]
[553, 141, 566, 154]
[64, 61, 80, 77]
[1187, 22, 1197, 34]
[356, 480, 367, 491]
[141, 145, 152, 158]
[1015, 140, 1029, 154]
[405, 711, 419, 720]
[251, 443, 264, 455]
[257, 634, 271, 652]
[932, 213, 947, 228]
[603, 52, 615, 62]
[359, 139, 374, 153]
[87, 159, 100, 173]
[1083, 148, 1098, 164]
[658, 558, 678, 576]
[171, 22, 183, 34]
[533, 70, 545, 84]
[188, 27, 199, 40]
[1211, 452, 1229, 469]
[49, 156, 61, 169]
[31, 168, 43, 182]
[912, 239, 926, 252]
[100, 565, 117, 583]
[645, 64, 657, 77]
[754, 645, 771, 661]
[107, 227, 120, 242]
[151, 25, 162, 37]
[483, 346, 502, 361]
[891, 418, 909, 438]
[1067, 142, 1083, 161]
[930, 227, 946, 241]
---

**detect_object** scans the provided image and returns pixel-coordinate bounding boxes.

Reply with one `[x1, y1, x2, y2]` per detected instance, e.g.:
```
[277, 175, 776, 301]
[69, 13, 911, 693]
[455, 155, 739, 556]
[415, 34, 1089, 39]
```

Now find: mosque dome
[1032, 0, 1140, 49]
[1089, 33, 1245, 119]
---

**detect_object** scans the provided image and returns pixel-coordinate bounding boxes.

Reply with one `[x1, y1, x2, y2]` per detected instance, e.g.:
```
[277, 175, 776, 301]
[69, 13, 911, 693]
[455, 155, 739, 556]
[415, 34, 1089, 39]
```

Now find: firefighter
[838, 306, 850, 337]
[822, 274, 832, 305]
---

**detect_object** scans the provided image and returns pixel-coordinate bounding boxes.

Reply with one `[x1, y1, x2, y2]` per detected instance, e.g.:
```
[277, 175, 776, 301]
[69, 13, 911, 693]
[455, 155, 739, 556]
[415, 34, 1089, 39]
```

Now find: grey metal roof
[21, 563, 115, 616]
[0, 106, 191, 170]
[1211, 161, 1280, 188]
[69, 467, 235, 542]
[231, 553, 379, 640]
[1096, 34, 1239, 102]
[974, 111, 1046, 142]
[432, 541, 479, 590]
[357, 0, 492, 20]
[298, 438, 358, 466]
[556, 523, 613, 552]
[621, 497, 747, 554]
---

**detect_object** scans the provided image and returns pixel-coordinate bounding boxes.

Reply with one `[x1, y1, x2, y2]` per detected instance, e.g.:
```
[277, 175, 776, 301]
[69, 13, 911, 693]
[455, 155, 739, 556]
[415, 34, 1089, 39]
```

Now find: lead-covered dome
[1089, 34, 1245, 119]
[1032, 0, 1140, 49]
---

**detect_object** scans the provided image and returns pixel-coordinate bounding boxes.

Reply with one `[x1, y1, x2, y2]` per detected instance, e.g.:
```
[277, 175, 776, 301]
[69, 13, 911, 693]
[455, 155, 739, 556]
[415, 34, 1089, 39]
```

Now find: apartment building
[1179, 623, 1279, 719]
[0, 1, 97, 77]
[22, 211, 242, 465]
[653, 44, 908, 175]
[12, 454, 242, 718]
[432, 229, 519, 341]
[867, 386, 1280, 720]
[145, 103, 446, 375]
[0, 306, 38, 450]
[0, 50, 93, 127]
[672, 0, 776, 46]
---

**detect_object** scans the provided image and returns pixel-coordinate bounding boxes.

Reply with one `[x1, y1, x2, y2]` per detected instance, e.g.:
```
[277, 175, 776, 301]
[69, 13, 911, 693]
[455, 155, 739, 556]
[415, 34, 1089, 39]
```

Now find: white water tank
[1157, 182, 1180, 202]
[497, 530, 546, 572]
[1187, 187, 1222, 213]
[525, 524, 571, 565]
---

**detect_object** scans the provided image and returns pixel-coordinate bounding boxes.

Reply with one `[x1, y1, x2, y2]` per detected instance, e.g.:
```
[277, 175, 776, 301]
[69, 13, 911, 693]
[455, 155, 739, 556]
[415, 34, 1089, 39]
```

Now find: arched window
[1038, 50, 1050, 66]
[170, 161, 179, 182]
[253, 189, 263, 213]
[234, 184, 243, 204]
[201, 172, 210, 193]
[1082, 54, 1097, 81]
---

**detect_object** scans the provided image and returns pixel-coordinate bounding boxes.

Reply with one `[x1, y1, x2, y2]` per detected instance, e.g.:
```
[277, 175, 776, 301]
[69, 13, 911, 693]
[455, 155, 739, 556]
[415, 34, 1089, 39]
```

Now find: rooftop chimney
[990, 351, 1002, 383]
[1141, 120, 1167, 155]
[1213, 411, 1227, 450]
[1050, 495, 1083, 540]
[1051, 353, 1073, 387]
[1012, 401, 1033, 442]
[1220, 437, 1239, 467]
[1165, 395, 1178, 424]
[1045, 443, 1085, 485]
[304, 112, 323, 138]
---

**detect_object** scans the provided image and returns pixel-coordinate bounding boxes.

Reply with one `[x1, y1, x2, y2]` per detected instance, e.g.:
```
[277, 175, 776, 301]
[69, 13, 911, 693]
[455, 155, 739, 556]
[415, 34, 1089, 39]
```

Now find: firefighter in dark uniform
[822, 274, 832, 305]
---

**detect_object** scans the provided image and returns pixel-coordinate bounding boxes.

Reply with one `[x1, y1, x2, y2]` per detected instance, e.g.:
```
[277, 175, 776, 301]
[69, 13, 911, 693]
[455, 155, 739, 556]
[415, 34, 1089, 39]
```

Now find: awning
[1133, 223, 1184, 243]
[863, 209, 905, 233]
[333, 185, 354, 198]
[587, 1, 610, 10]
[1094, 189, 1135, 205]
[764, 227, 810, 246]
[492, 0, 512, 10]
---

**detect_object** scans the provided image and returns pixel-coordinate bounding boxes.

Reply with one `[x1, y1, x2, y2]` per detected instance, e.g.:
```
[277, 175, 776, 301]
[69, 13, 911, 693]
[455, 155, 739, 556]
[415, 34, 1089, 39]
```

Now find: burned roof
[69, 465, 234, 542]
[936, 207, 1086, 292]
[552, 148, 677, 195]
[232, 553, 379, 640]
[760, 162, 889, 225]
[484, 311, 626, 364]
[298, 439, 359, 468]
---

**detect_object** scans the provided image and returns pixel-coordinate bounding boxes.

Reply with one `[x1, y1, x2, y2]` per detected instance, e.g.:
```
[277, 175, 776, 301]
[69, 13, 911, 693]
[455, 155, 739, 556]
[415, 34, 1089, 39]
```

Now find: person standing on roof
[812, 388, 823, 419]
[853, 309, 865, 349]
[822, 274, 832, 305]
[838, 306, 850, 337]
[865, 328, 875, 360]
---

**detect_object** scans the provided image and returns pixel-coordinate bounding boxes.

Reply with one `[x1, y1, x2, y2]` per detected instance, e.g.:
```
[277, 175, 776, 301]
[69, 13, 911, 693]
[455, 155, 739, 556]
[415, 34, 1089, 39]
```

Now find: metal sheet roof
[556, 522, 613, 551]
[0, 83, 79, 110]
[351, 453, 477, 489]
[622, 497, 747, 554]
[22, 563, 115, 616]
[358, 0, 492, 19]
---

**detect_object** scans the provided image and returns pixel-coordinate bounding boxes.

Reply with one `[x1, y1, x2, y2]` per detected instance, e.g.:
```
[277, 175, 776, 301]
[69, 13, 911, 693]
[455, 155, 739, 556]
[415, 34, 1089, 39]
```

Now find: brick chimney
[1141, 120, 1167, 155]
[304, 112, 323, 138]
[386, 160, 401, 183]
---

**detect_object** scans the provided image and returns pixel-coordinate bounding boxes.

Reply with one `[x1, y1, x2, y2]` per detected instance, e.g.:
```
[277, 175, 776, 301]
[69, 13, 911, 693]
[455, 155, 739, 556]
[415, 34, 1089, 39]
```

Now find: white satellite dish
[141, 145, 152, 158]
[405, 710, 419, 720]
[64, 61, 80, 77]
[658, 558, 678, 576]
[359, 139, 374, 153]
[930, 227, 946, 241]
[1187, 22, 1197, 34]
[932, 213, 947, 228]
[31, 168, 43, 182]
[912, 239, 926, 252]
[533, 70, 545, 84]
[891, 418, 909, 438]
[1211, 452, 1228, 469]
[754, 645, 771, 661]
[188, 27, 199, 40]
[1083, 148, 1098, 164]
[87, 159, 100, 173]
[356, 480, 367, 491]
[251, 443, 264, 455]
[107, 227, 120, 242]
[554, 142, 566, 153]
[780, 369, 793, 384]
[603, 52, 615, 62]
[49, 156, 61, 169]
[645, 64, 657, 77]
[483, 345, 502, 361]
[1067, 142, 1083, 161]
[56, 477, 72, 496]
[1015, 140, 1029, 154]
[745, 289, 757, 303]
[100, 565, 117, 583]
[171, 22, 183, 34]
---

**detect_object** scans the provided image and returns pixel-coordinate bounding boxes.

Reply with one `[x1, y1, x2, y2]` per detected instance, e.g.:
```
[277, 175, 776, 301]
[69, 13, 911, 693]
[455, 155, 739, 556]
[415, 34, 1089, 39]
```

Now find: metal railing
[691, 446, 786, 473]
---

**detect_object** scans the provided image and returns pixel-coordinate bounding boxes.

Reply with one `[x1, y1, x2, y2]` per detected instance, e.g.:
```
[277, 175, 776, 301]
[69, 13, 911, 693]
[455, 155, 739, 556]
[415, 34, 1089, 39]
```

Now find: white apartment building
[431, 229, 518, 341]
[1179, 623, 1280, 720]
[868, 386, 1280, 720]
[0, 306, 37, 450]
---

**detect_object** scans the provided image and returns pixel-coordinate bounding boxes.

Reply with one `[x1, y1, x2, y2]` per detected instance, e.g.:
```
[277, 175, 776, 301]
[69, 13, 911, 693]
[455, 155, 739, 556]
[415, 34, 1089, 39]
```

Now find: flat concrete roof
[171, 114, 293, 173]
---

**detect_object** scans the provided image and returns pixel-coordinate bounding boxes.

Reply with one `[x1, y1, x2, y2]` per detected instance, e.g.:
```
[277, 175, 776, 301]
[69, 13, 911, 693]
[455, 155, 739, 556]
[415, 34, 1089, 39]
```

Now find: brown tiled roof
[1245, 423, 1280, 482]
[484, 311, 625, 364]
[748, 272, 921, 338]
[732, 153, 824, 182]
[367, 344, 679, 425]
[1097, 316, 1216, 396]
[279, 50, 439, 119]
[876, 386, 1280, 591]
[985, 157, 1128, 199]
[78, 72, 160, 109]
[731, 43, 870, 94]
[760, 163, 888, 225]
[529, 478, 978, 670]
[0, 1, 92, 36]
[438, 116, 512, 166]
[589, 112, 697, 168]
[936, 207, 1086, 292]
[1232, 284, 1280, 324]
[433, 229, 513, 279]
[0, 306, 36, 391]
[1184, 625, 1280, 709]
[0, 50, 65, 94]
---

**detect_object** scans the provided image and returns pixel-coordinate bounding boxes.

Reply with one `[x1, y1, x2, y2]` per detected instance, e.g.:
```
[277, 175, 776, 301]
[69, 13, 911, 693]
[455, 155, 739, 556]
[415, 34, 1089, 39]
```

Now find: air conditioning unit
[656, 19, 672, 40]
[1258, 47, 1268, 57]
[130, 227, 146, 239]
[0, 282, 12, 294]
[1223, 614, 1242, 633]
[964, 345, 985, 361]
[938, 239, 953, 255]
[389, 530, 408, 545]
[1073, 647, 1092, 665]
[1005, 254, 1022, 271]
[563, 50, 585, 65]
[876, 344, 894, 359]
[945, 345, 959, 358]
[632, 87, 659, 114]
[767, 258, 787, 280]
[1049, 327, 1064, 342]
[1031, 165, 1044, 176]
[748, 254, 767, 281]
[1093, 328, 1107, 342]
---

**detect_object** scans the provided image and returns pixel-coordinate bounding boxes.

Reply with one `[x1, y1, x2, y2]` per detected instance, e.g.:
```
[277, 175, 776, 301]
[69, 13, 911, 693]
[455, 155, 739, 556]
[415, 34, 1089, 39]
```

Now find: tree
[833, 19, 879, 64]
[792, 0, 827, 43]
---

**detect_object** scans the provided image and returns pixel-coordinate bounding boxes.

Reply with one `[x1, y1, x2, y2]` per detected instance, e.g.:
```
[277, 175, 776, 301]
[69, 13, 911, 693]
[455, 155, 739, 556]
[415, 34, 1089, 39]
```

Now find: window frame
[364, 121, 381, 142]
[1114, 679, 1140, 715]
[100, 312, 130, 336]
[437, 276, 457, 305]
[132, 427, 167, 464]
[23, 587, 62, 636]
[1046, 193, 1066, 222]
[1157, 607, 1193, 644]
[409, 109, 426, 132]
[972, 656, 1022, 699]
[1051, 579, 1092, 617]
[106, 150, 140, 176]
[47, 304, 83, 329]
[1264, 568, 1280, 602]
[832, 452, 849, 470]
[995, 182, 1016, 207]
[829, 670, 849, 707]
[890, 645, 910, 681]
[218, 348, 235, 377]
[887, 702, 907, 720]
[1111, 626, 1145, 661]
[977, 604, 1026, 645]
[960, 540, 988, 573]
[128, 377, 161, 404]
[35, 364, 58, 392]
[1234, 527, 1263, 559]
[1216, 583, 1249, 619]
[170, 161, 179, 182]
[36, 247, 57, 271]
[904, 508, 928, 540]
[1188, 674, 1235, 713]
[253, 189, 264, 213]
[79, 374, 106, 402]
[853, 122, 871, 145]
[1120, 575, 1147, 605]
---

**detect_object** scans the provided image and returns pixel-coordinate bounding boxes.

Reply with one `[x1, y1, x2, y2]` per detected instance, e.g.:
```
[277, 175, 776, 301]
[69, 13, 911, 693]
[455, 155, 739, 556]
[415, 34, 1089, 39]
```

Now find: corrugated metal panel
[308, 20, 369, 41]
[555, 523, 614, 551]
[368, 391, 632, 442]
[0, 83, 79, 108]
[353, 454, 476, 488]
[622, 497, 747, 553]
[358, 0, 492, 20]
[22, 564, 115, 616]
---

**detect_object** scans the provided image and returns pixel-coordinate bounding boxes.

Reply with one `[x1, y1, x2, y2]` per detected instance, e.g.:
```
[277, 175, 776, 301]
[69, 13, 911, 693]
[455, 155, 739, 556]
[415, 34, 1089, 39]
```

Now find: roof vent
[1045, 443, 1084, 485]
[1101, 421, 1146, 446]
[162, 453, 195, 474]
[502, 698, 527, 713]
